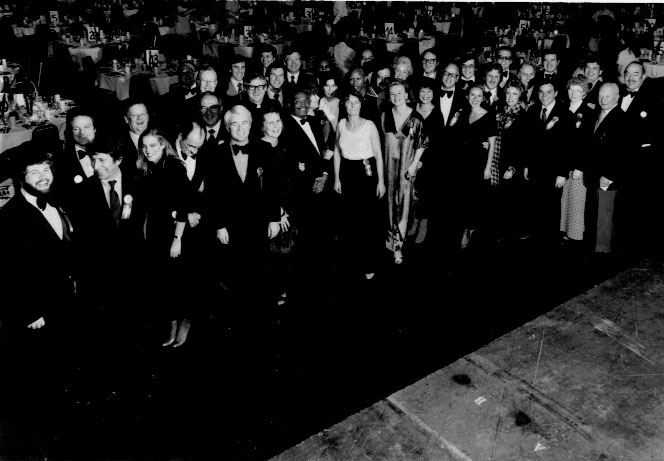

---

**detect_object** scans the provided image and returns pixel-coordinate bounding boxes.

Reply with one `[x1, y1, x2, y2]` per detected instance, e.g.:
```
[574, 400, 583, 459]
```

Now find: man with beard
[0, 149, 78, 457]
[53, 108, 98, 207]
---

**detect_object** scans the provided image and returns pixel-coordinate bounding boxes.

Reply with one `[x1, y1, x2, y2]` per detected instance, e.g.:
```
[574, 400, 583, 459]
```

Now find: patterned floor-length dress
[382, 109, 429, 255]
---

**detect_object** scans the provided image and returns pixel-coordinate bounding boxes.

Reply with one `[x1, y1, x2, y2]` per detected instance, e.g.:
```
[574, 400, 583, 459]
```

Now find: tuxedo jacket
[620, 78, 664, 152]
[0, 191, 76, 328]
[116, 130, 142, 181]
[281, 72, 317, 101]
[583, 106, 628, 189]
[522, 101, 575, 184]
[439, 87, 467, 127]
[281, 113, 331, 198]
[204, 141, 280, 245]
[584, 80, 602, 109]
[52, 142, 92, 211]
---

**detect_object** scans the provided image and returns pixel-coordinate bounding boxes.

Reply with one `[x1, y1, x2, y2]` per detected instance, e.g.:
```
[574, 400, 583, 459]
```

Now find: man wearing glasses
[439, 63, 465, 127]
[459, 54, 477, 92]
[421, 48, 439, 81]
[231, 72, 280, 140]
[496, 46, 516, 89]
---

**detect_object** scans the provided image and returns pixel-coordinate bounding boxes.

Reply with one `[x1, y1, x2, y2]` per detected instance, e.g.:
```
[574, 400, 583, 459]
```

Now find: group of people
[1, 30, 664, 456]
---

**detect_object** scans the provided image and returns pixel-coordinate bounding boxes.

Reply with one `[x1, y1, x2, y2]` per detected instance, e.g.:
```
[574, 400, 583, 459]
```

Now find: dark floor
[0, 227, 646, 461]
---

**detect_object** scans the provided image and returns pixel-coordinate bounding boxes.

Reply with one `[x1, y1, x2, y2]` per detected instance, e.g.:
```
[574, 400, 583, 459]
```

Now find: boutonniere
[74, 175, 83, 184]
[640, 111, 648, 119]
[546, 116, 559, 131]
[121, 194, 133, 220]
[257, 167, 264, 188]
[587, 103, 596, 110]
[504, 119, 513, 129]
[449, 111, 461, 127]
[575, 112, 583, 129]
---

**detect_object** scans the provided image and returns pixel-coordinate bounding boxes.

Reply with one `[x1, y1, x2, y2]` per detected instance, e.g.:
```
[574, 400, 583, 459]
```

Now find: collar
[102, 172, 122, 186]
[601, 104, 618, 115]
[129, 130, 140, 148]
[423, 71, 436, 79]
[291, 114, 308, 125]
[208, 120, 222, 136]
[542, 101, 556, 113]
[21, 188, 48, 211]
[287, 71, 299, 81]
[484, 86, 497, 96]
[230, 76, 242, 86]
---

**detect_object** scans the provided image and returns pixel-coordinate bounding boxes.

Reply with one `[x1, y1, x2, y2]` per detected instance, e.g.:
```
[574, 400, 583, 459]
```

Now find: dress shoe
[173, 319, 191, 348]
[162, 320, 177, 347]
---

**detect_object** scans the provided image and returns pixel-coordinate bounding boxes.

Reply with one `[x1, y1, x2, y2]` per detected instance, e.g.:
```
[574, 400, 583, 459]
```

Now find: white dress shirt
[22, 188, 63, 239]
[292, 114, 320, 154]
[176, 141, 196, 181]
[621, 90, 638, 112]
[439, 90, 454, 124]
[102, 174, 122, 208]
[76, 146, 95, 178]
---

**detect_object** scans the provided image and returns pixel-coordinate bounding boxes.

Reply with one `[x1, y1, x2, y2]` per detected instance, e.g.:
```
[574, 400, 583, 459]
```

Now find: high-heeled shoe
[162, 320, 177, 347]
[173, 319, 191, 348]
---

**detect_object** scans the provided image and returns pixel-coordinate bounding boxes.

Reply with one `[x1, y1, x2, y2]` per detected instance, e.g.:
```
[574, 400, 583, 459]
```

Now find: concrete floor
[271, 259, 664, 461]
[0, 233, 656, 460]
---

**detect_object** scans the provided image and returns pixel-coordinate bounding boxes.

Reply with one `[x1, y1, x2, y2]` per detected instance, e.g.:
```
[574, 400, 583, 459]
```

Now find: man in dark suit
[258, 44, 278, 77]
[459, 54, 477, 92]
[280, 91, 336, 293]
[199, 91, 226, 148]
[266, 62, 287, 107]
[0, 149, 78, 454]
[348, 67, 381, 128]
[583, 54, 604, 109]
[230, 72, 281, 141]
[482, 62, 505, 113]
[522, 79, 575, 248]
[52, 108, 100, 212]
[282, 48, 316, 100]
[496, 46, 517, 89]
[204, 105, 280, 297]
[116, 98, 150, 180]
[583, 83, 628, 255]
[537, 51, 566, 93]
[618, 61, 664, 256]
[222, 55, 247, 103]
[438, 62, 467, 127]
[518, 62, 538, 108]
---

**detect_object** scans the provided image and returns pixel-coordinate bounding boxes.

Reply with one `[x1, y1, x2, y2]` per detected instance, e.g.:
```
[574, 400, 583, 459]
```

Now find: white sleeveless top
[338, 119, 374, 160]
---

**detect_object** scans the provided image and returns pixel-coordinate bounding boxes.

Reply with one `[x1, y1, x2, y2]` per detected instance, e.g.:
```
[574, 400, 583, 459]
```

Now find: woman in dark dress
[135, 127, 191, 347]
[456, 85, 497, 248]
[412, 77, 443, 243]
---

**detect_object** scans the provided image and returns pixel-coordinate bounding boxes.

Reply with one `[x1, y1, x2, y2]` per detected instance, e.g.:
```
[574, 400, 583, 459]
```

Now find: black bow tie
[185, 88, 195, 96]
[502, 71, 510, 79]
[232, 144, 248, 156]
[441, 90, 454, 98]
[299, 117, 308, 126]
[36, 195, 50, 211]
[76, 148, 87, 160]
[624, 89, 638, 97]
[184, 153, 196, 160]
[544, 72, 556, 78]
[484, 91, 492, 100]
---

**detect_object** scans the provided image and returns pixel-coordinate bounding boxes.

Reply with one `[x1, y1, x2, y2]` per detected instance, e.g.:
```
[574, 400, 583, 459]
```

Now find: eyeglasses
[247, 84, 267, 91]
[200, 105, 221, 113]
[442, 72, 459, 78]
[200, 79, 217, 85]
[497, 56, 512, 61]
[422, 58, 437, 64]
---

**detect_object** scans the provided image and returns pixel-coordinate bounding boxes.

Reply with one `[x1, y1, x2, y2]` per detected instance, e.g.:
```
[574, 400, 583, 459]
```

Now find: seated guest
[259, 44, 278, 77]
[421, 48, 439, 81]
[231, 72, 281, 140]
[223, 55, 247, 101]
[459, 54, 477, 92]
[282, 47, 316, 100]
[266, 62, 287, 107]
[518, 62, 538, 107]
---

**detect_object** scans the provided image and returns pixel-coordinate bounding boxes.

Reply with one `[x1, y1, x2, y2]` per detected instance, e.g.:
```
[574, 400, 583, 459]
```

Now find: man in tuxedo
[199, 92, 226, 148]
[618, 61, 664, 255]
[281, 91, 336, 290]
[117, 98, 150, 180]
[459, 54, 477, 92]
[482, 62, 504, 112]
[518, 62, 538, 107]
[438, 62, 466, 127]
[266, 62, 287, 107]
[522, 79, 574, 248]
[537, 52, 565, 92]
[583, 83, 628, 254]
[496, 46, 516, 88]
[282, 48, 316, 100]
[583, 54, 604, 108]
[0, 149, 78, 453]
[231, 72, 281, 140]
[168, 60, 198, 104]
[223, 55, 247, 102]
[53, 108, 97, 208]
[204, 105, 280, 297]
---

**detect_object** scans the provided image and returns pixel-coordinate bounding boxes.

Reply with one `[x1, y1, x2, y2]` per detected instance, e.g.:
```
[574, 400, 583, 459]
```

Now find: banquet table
[0, 63, 21, 90]
[290, 22, 313, 34]
[203, 40, 289, 59]
[49, 40, 133, 71]
[0, 115, 67, 155]
[98, 70, 179, 101]
[385, 36, 436, 56]
[644, 61, 664, 79]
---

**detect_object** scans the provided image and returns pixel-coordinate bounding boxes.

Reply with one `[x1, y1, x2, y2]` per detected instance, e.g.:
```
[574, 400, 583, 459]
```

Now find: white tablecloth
[98, 71, 179, 101]
[203, 41, 288, 59]
[68, 46, 103, 70]
[645, 62, 664, 79]
[0, 116, 67, 155]
[386, 37, 436, 56]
